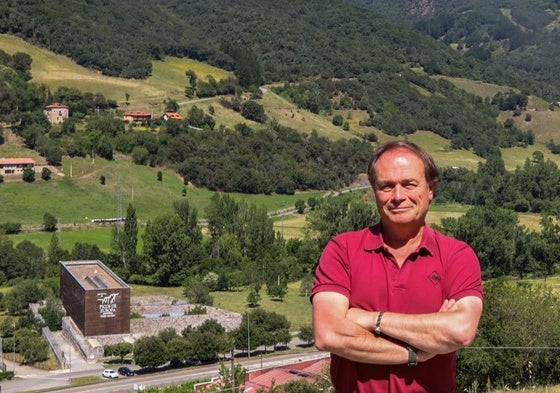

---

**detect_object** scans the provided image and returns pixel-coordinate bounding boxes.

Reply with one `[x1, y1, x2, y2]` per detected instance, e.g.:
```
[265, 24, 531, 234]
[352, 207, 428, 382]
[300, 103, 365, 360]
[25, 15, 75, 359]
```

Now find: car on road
[102, 369, 119, 379]
[118, 366, 135, 376]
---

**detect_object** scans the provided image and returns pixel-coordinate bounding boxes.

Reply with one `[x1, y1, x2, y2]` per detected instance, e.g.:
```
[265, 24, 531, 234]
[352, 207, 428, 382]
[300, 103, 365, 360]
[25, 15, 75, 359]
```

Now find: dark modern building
[60, 260, 131, 336]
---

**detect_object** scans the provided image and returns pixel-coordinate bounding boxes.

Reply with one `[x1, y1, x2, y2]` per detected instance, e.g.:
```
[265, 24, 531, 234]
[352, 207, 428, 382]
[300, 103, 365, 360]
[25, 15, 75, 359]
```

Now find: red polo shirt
[312, 224, 483, 393]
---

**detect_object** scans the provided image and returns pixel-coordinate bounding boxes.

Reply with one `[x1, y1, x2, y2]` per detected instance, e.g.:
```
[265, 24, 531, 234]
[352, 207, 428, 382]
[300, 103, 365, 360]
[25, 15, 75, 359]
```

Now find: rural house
[163, 111, 183, 121]
[123, 110, 151, 123]
[0, 157, 35, 175]
[44, 102, 69, 124]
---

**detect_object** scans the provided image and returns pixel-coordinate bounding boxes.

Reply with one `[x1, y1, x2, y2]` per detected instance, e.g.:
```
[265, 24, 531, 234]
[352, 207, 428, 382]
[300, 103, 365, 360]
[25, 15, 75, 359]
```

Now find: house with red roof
[123, 110, 152, 123]
[0, 158, 35, 175]
[194, 357, 330, 392]
[44, 102, 69, 124]
[163, 111, 183, 121]
[243, 357, 330, 392]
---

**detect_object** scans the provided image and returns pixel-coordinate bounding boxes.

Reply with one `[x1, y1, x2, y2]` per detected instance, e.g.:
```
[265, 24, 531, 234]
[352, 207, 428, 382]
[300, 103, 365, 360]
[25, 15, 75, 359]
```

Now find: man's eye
[405, 183, 418, 190]
[379, 185, 394, 192]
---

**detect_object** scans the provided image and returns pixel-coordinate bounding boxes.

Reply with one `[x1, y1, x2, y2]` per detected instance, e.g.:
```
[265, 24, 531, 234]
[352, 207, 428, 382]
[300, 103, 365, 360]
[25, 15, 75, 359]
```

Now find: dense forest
[347, 0, 560, 101]
[3, 0, 560, 102]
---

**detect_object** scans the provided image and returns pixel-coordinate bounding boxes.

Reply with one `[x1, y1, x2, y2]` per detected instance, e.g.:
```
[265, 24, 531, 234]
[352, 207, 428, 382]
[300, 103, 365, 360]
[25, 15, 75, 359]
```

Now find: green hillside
[1, 33, 560, 232]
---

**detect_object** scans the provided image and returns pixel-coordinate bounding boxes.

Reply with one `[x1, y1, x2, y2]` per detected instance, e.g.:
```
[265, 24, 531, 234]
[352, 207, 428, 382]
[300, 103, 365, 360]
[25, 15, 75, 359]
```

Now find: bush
[22, 167, 35, 182]
[332, 114, 344, 126]
[456, 280, 560, 391]
[0, 222, 22, 234]
[41, 167, 52, 181]
[0, 371, 14, 381]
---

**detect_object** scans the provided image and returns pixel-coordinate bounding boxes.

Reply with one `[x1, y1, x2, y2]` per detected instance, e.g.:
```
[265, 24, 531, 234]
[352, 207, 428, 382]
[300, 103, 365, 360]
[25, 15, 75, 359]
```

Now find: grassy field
[131, 281, 312, 331]
[0, 32, 558, 247]
[0, 34, 232, 113]
[0, 155, 326, 226]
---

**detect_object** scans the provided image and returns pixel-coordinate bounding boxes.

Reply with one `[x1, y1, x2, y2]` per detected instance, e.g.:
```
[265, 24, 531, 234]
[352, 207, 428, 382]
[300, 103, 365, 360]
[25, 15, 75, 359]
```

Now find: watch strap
[406, 345, 418, 367]
[374, 310, 384, 335]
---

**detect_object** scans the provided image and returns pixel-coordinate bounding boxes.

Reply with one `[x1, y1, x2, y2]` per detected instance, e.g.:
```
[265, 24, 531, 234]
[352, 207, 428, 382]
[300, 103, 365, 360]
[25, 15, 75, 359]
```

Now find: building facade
[60, 260, 131, 336]
[0, 158, 35, 175]
[44, 102, 70, 124]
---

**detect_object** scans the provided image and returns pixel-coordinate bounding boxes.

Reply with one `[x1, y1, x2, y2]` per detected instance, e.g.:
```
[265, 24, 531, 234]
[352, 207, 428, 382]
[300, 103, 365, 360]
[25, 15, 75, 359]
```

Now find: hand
[346, 307, 376, 331]
[439, 299, 458, 313]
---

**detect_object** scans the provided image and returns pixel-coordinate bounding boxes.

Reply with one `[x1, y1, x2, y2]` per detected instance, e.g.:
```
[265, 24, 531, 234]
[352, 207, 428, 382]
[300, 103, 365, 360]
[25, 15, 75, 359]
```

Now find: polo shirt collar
[365, 223, 435, 256]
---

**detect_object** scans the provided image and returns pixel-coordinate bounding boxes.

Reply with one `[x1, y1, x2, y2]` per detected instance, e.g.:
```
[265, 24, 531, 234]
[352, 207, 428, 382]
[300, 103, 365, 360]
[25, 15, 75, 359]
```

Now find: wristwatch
[406, 345, 418, 367]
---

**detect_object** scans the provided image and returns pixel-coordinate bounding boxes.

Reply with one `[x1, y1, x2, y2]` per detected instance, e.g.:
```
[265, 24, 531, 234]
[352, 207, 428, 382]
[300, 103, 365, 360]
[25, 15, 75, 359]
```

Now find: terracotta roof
[124, 110, 151, 117]
[0, 158, 36, 165]
[45, 102, 69, 109]
[165, 111, 183, 120]
[243, 357, 330, 392]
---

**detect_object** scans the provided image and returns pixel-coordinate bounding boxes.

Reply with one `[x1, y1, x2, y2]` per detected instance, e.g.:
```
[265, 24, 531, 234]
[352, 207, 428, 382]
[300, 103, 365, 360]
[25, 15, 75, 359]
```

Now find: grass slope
[0, 34, 232, 112]
[0, 34, 556, 242]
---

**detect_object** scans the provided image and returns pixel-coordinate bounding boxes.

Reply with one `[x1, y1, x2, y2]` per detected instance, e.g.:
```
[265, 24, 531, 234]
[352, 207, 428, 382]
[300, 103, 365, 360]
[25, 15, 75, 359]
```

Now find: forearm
[313, 292, 432, 365]
[347, 297, 482, 354]
[314, 315, 426, 365]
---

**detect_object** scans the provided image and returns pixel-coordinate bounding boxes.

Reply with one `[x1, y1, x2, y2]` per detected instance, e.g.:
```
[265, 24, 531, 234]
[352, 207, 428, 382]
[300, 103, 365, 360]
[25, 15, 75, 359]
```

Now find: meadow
[0, 33, 556, 245]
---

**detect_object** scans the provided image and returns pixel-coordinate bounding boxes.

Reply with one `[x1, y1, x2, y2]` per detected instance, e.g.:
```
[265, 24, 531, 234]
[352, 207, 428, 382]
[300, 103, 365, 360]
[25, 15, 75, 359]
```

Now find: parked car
[118, 366, 135, 376]
[102, 369, 119, 379]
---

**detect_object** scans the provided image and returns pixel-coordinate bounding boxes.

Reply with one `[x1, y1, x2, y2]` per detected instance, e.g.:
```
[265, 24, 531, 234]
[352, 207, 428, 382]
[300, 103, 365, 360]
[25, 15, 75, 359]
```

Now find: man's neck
[381, 222, 425, 251]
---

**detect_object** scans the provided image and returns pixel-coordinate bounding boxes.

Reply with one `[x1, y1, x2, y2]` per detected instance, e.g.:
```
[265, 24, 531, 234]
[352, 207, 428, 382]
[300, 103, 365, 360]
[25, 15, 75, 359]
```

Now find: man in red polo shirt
[312, 141, 483, 392]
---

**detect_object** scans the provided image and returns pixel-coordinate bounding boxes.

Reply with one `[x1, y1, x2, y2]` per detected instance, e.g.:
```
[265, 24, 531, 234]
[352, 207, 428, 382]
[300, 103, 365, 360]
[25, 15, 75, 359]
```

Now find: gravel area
[90, 295, 242, 346]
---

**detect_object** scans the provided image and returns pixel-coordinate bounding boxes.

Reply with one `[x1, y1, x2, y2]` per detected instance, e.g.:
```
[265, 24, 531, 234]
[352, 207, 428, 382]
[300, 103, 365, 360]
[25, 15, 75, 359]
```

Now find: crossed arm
[312, 291, 483, 365]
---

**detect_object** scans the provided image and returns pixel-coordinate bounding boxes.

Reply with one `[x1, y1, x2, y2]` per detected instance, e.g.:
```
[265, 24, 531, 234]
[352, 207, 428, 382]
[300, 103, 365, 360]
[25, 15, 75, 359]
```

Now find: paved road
[0, 350, 328, 393]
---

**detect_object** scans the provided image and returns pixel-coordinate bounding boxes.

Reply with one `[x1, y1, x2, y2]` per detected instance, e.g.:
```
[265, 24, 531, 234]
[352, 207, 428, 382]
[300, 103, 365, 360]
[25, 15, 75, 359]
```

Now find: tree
[240, 100, 266, 123]
[38, 296, 65, 331]
[142, 214, 199, 285]
[43, 213, 57, 232]
[231, 309, 291, 353]
[297, 325, 314, 345]
[22, 167, 35, 182]
[266, 276, 288, 301]
[295, 200, 306, 214]
[246, 285, 261, 307]
[173, 199, 202, 244]
[167, 336, 191, 365]
[218, 362, 247, 393]
[165, 99, 179, 112]
[133, 336, 168, 369]
[183, 276, 214, 306]
[185, 70, 197, 88]
[47, 232, 70, 271]
[15, 328, 49, 364]
[437, 204, 519, 278]
[332, 114, 343, 126]
[306, 193, 378, 248]
[105, 342, 133, 362]
[41, 167, 51, 181]
[111, 203, 138, 270]
[5, 280, 45, 315]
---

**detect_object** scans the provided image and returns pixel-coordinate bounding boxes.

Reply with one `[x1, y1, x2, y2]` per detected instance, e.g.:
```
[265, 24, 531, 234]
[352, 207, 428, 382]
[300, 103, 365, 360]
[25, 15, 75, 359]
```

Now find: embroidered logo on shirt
[428, 271, 441, 285]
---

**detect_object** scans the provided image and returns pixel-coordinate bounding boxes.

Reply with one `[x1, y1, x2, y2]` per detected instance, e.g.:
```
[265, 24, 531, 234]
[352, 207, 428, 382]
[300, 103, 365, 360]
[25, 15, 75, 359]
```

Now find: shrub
[0, 222, 22, 234]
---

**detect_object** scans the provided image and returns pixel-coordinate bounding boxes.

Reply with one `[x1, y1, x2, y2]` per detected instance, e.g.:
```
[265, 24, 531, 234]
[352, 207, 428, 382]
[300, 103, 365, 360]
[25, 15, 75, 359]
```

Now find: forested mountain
[0, 0, 477, 81]
[346, 0, 560, 101]
[0, 0, 542, 162]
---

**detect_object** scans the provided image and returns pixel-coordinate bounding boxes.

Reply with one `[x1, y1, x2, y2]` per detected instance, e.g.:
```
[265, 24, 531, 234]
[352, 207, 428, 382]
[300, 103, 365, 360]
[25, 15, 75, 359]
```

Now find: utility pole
[247, 311, 250, 359]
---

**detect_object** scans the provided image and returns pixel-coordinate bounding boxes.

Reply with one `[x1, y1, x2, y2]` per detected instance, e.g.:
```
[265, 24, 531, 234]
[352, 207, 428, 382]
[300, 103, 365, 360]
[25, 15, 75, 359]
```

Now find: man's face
[373, 148, 433, 228]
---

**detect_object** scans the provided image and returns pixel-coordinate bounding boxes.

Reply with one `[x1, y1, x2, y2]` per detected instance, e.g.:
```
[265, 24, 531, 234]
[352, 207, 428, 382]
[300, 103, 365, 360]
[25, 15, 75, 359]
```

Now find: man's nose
[391, 184, 405, 199]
